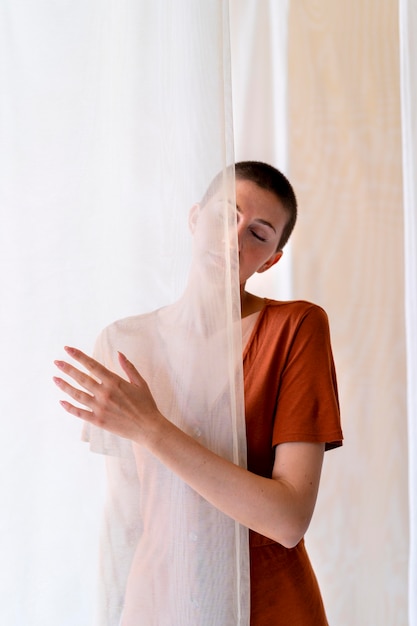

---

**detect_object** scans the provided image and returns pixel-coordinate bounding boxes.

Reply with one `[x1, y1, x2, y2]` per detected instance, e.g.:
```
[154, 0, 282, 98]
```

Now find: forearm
[142, 414, 322, 548]
[54, 348, 324, 549]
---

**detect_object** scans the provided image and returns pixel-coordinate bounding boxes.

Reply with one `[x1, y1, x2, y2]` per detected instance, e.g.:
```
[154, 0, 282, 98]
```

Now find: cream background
[289, 2, 408, 624]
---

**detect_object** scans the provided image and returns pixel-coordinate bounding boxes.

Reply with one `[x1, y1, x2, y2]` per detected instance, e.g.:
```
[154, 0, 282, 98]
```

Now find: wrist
[136, 410, 172, 452]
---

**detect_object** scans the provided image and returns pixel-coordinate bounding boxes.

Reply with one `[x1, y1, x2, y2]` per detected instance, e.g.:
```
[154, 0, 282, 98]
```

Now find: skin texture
[53, 180, 325, 548]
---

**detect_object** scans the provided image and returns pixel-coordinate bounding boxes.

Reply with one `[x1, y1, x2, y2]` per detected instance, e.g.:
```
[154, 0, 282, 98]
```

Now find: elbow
[269, 517, 311, 550]
[280, 531, 305, 550]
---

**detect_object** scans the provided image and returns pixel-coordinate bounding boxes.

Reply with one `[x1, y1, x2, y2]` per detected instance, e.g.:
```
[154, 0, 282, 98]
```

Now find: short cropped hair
[201, 161, 297, 250]
[235, 161, 297, 250]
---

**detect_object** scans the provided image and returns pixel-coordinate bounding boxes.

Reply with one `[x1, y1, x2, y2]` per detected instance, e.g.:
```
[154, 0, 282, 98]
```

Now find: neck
[240, 288, 266, 318]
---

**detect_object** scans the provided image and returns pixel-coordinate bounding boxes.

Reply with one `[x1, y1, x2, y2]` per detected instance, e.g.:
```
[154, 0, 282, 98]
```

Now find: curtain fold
[229, 0, 293, 300]
[400, 1, 417, 623]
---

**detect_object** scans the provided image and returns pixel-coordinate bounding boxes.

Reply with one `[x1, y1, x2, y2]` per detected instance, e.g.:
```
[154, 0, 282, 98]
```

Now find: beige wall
[288, 2, 408, 624]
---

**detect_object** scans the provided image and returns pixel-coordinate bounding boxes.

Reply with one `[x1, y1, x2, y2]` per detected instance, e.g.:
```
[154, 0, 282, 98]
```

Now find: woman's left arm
[54, 347, 324, 549]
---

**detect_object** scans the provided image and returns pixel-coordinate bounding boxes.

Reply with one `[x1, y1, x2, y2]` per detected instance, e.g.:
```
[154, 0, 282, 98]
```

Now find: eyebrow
[236, 206, 276, 233]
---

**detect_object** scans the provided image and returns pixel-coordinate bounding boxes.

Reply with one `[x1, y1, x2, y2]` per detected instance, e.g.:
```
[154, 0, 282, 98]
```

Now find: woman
[54, 162, 342, 625]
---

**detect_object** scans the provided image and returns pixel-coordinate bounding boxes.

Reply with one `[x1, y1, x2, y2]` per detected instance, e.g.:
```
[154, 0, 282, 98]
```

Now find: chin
[239, 271, 253, 285]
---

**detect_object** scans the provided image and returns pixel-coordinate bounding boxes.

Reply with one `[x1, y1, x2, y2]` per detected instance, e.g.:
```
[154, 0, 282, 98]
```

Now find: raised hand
[53, 347, 163, 444]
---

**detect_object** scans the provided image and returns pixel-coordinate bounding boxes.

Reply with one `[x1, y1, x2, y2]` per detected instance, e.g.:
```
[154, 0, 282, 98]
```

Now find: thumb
[118, 352, 143, 385]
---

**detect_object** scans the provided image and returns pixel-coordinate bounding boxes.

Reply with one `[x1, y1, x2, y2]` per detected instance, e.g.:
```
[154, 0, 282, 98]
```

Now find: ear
[257, 250, 283, 274]
[188, 203, 200, 233]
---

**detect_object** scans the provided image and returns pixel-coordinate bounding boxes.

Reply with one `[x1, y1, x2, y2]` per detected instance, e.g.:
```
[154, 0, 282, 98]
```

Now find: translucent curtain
[400, 1, 417, 623]
[0, 2, 246, 624]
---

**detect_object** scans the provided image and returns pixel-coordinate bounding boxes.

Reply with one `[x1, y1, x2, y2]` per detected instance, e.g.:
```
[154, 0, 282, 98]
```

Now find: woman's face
[190, 178, 287, 285]
[235, 179, 286, 285]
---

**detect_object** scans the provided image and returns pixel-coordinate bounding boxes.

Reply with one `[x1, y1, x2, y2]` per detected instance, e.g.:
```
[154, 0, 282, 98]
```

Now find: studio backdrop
[1, 1, 416, 625]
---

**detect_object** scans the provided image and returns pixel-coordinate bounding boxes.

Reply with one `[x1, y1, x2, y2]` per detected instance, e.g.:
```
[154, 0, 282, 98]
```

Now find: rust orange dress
[243, 300, 343, 626]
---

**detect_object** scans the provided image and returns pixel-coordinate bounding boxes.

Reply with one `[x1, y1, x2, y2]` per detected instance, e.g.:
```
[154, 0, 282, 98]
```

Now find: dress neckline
[241, 310, 262, 350]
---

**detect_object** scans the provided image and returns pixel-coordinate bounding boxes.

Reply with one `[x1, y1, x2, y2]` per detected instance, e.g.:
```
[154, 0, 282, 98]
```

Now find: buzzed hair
[235, 161, 297, 250]
[201, 161, 297, 250]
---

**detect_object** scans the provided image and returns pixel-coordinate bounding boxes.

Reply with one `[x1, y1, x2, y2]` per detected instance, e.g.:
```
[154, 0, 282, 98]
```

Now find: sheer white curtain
[400, 1, 417, 623]
[0, 2, 241, 624]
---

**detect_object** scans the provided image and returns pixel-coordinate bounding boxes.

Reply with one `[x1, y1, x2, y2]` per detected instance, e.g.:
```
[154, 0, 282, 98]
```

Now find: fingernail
[54, 360, 64, 368]
[64, 346, 75, 355]
[53, 376, 62, 385]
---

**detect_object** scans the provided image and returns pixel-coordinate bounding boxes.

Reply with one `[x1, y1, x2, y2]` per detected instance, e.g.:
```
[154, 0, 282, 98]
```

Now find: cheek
[251, 241, 277, 263]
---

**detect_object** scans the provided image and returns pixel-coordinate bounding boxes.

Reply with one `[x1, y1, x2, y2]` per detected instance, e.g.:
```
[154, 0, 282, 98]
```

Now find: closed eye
[250, 229, 267, 242]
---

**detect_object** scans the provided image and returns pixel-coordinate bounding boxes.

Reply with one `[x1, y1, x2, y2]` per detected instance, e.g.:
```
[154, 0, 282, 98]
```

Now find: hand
[53, 346, 163, 444]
